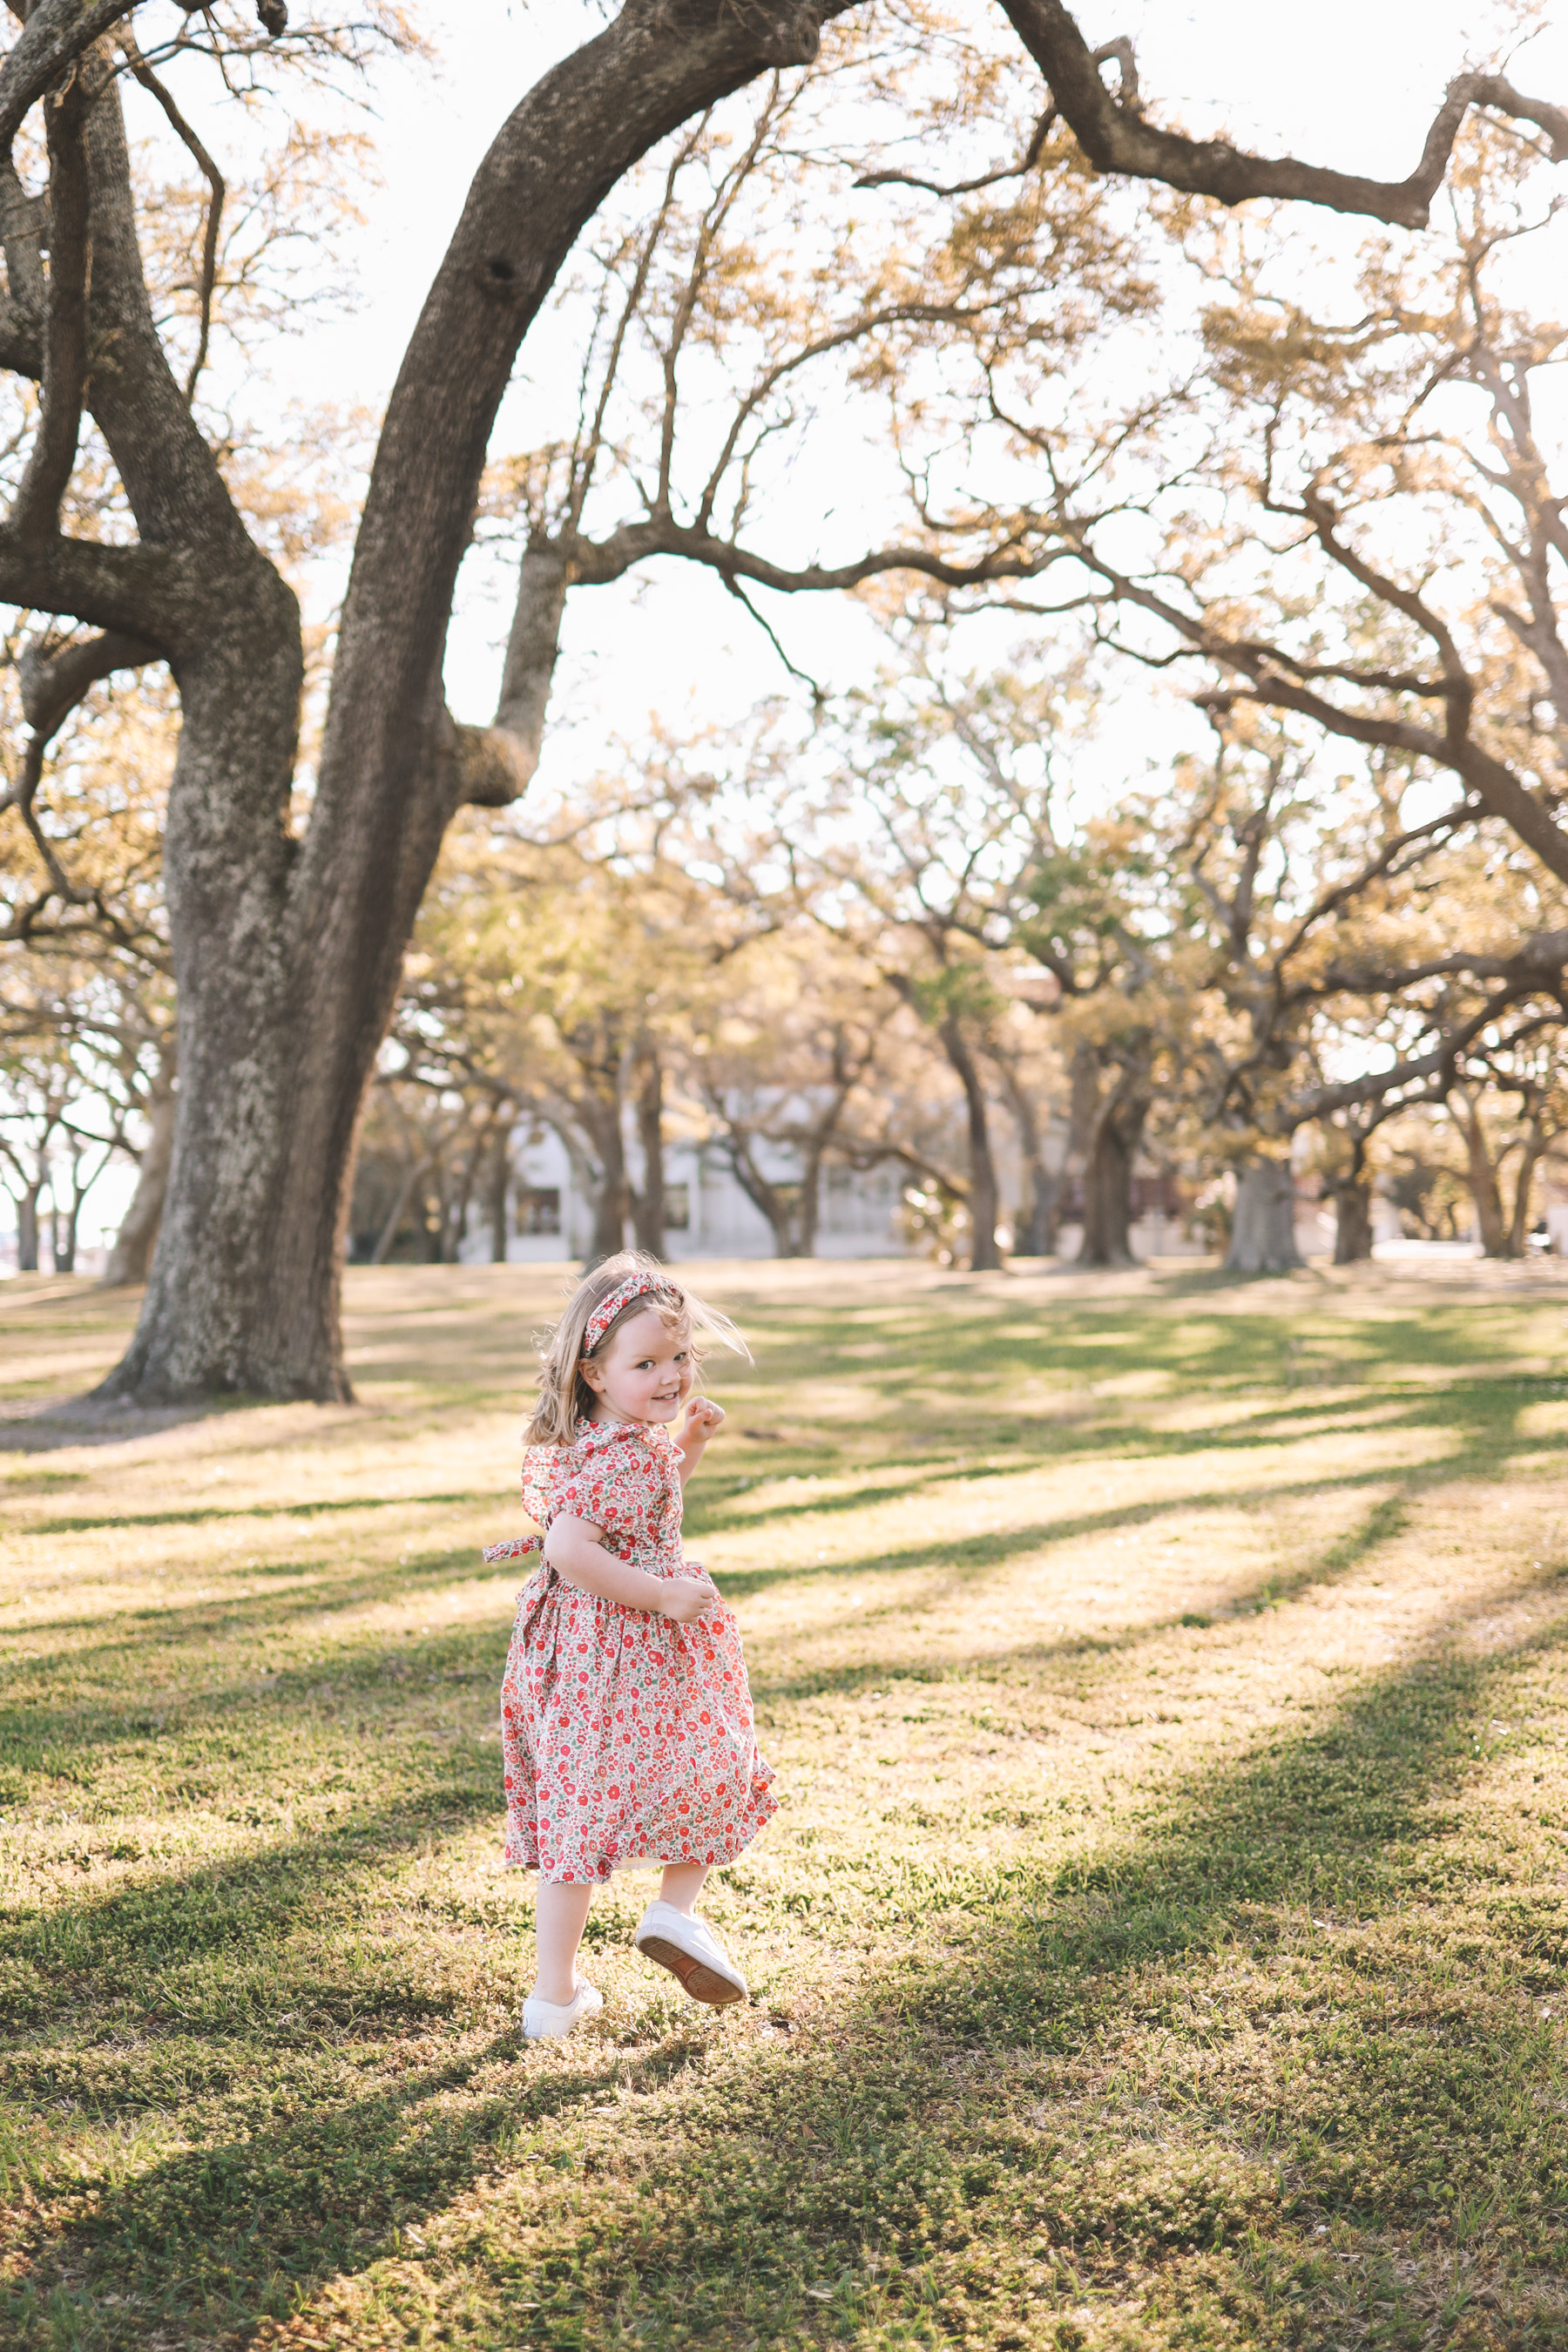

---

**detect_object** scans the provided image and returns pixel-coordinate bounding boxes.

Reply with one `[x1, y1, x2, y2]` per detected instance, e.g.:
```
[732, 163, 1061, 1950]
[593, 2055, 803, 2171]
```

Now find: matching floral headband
[581, 1271, 676, 1356]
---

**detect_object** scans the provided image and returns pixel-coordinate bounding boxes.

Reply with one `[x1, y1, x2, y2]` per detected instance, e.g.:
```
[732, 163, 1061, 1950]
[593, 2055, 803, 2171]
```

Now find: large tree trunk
[97, 612, 316, 1395]
[103, 1050, 177, 1287]
[1331, 1179, 1373, 1264]
[91, 0, 831, 1402]
[1225, 1159, 1302, 1274]
[938, 1015, 1001, 1272]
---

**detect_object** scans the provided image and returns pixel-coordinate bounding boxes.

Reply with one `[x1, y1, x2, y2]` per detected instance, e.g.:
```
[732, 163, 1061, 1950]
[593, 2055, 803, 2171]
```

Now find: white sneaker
[521, 1977, 604, 2040]
[633, 1901, 747, 2007]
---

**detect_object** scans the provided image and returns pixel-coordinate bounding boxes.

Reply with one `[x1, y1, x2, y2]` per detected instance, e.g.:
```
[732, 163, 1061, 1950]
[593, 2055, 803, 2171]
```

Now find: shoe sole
[636, 1935, 746, 2007]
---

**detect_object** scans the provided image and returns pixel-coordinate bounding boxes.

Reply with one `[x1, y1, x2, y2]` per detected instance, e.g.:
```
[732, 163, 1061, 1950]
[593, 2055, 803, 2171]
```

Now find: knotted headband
[581, 1270, 673, 1355]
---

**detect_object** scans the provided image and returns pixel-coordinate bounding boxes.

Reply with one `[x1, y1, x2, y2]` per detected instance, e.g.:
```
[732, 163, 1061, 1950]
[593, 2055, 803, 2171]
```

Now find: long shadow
[747, 1491, 1412, 1707]
[0, 1375, 1544, 1802]
[687, 1369, 1568, 1550]
[0, 1545, 516, 1681]
[0, 1787, 504, 2037]
[0, 1469, 1408, 1795]
[5, 1575, 1565, 2348]
[708, 1377, 1567, 1605]
[0, 1490, 1409, 2017]
[23, 1487, 508, 1538]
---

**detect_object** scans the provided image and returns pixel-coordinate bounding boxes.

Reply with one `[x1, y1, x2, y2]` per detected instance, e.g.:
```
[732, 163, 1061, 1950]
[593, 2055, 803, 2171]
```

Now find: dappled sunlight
[3, 1261, 1567, 2349]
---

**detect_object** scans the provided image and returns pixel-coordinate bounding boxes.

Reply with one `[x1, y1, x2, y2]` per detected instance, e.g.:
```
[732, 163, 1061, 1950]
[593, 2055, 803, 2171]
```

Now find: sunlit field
[3, 1257, 1567, 2352]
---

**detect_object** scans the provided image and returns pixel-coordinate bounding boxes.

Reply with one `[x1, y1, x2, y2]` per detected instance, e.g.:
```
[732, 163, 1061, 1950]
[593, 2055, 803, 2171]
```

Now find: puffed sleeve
[519, 1430, 645, 1548]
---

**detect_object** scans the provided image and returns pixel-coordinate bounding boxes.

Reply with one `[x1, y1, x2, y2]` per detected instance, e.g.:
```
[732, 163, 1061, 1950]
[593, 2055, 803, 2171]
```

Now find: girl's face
[582, 1308, 695, 1425]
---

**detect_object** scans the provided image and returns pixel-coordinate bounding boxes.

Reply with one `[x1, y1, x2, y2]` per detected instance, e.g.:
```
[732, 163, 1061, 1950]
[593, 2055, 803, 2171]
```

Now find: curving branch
[453, 507, 1070, 810]
[17, 624, 159, 739]
[10, 71, 91, 547]
[1, 154, 44, 337]
[0, 528, 191, 642]
[0, 0, 143, 161]
[3, 626, 159, 905]
[1041, 519, 1568, 890]
[121, 37, 224, 402]
[855, 101, 1058, 199]
[999, 0, 1568, 226]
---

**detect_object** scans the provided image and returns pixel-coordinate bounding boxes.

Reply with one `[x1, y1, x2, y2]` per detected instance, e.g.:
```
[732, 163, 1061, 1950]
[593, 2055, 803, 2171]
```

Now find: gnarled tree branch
[999, 0, 1568, 226]
[0, 0, 142, 160]
[10, 71, 91, 547]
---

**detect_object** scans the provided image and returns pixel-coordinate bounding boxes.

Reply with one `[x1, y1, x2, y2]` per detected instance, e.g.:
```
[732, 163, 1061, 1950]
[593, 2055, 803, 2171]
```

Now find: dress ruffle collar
[571, 1415, 682, 1462]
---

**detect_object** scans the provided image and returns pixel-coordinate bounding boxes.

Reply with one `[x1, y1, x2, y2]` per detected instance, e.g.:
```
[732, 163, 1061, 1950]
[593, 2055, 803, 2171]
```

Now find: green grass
[2, 1255, 1567, 2350]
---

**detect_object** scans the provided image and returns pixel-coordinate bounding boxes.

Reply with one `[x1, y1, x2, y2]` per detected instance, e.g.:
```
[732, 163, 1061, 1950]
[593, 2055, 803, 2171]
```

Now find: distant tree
[5, 0, 1557, 1398]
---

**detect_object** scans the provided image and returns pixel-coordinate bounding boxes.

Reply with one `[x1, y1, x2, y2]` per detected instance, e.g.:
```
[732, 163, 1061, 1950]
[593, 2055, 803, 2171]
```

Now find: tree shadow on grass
[0, 1473, 1411, 1820]
[714, 1374, 1568, 1610]
[748, 1490, 1414, 1707]
[6, 1574, 1566, 2349]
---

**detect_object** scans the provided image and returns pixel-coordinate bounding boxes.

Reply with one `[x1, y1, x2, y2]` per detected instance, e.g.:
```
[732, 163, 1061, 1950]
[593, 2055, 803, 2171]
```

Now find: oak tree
[3, 0, 1561, 1391]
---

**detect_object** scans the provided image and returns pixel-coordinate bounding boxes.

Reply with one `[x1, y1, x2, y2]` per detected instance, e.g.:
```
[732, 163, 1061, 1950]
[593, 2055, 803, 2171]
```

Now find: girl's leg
[534, 1879, 595, 2005]
[658, 1862, 708, 1917]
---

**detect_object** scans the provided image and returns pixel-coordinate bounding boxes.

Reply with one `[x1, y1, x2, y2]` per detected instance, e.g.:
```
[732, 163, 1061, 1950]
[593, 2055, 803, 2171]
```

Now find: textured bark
[1225, 1159, 1302, 1274]
[454, 544, 570, 808]
[103, 1053, 176, 1286]
[998, 0, 1568, 227]
[1331, 1180, 1373, 1265]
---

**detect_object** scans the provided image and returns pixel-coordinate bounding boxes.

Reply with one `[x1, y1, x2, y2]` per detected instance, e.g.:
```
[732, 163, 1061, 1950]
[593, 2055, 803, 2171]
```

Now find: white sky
[51, 0, 1568, 1246]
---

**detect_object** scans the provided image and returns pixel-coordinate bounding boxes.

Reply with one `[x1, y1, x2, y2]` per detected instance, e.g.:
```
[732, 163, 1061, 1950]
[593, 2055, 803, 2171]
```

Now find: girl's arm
[544, 1513, 717, 1621]
[674, 1396, 725, 1490]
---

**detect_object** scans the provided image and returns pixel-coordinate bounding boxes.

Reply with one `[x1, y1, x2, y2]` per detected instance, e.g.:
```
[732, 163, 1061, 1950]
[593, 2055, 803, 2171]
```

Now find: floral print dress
[487, 1417, 777, 1882]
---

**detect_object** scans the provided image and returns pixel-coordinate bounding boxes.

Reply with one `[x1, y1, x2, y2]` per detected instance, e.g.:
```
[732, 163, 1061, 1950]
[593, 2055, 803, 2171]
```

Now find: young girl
[483, 1253, 777, 2040]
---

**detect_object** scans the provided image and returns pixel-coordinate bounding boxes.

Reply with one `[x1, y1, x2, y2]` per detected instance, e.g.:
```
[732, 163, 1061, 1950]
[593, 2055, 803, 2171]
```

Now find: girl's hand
[659, 1570, 720, 1624]
[681, 1396, 725, 1443]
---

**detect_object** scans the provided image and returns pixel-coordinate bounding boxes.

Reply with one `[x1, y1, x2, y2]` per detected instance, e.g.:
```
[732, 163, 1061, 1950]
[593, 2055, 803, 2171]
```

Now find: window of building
[665, 1183, 691, 1232]
[520, 1186, 561, 1235]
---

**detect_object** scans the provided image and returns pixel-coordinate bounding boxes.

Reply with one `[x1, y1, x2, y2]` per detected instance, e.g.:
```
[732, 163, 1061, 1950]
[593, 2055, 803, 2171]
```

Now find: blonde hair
[524, 1250, 749, 1447]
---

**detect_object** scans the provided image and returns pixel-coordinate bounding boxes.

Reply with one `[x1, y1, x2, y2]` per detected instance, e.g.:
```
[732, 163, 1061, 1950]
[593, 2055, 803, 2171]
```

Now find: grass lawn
[2, 1255, 1568, 2352]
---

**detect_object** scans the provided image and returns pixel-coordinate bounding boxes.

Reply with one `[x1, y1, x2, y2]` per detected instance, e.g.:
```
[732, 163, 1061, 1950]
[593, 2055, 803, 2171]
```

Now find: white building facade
[466, 1124, 912, 1265]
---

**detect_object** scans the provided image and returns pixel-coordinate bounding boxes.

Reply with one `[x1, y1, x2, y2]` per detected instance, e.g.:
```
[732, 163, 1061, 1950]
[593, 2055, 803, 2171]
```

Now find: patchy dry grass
[2, 1256, 1567, 2350]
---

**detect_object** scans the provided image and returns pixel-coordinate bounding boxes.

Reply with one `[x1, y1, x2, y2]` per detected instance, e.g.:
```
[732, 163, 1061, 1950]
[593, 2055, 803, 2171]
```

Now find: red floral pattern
[492, 1418, 777, 1882]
